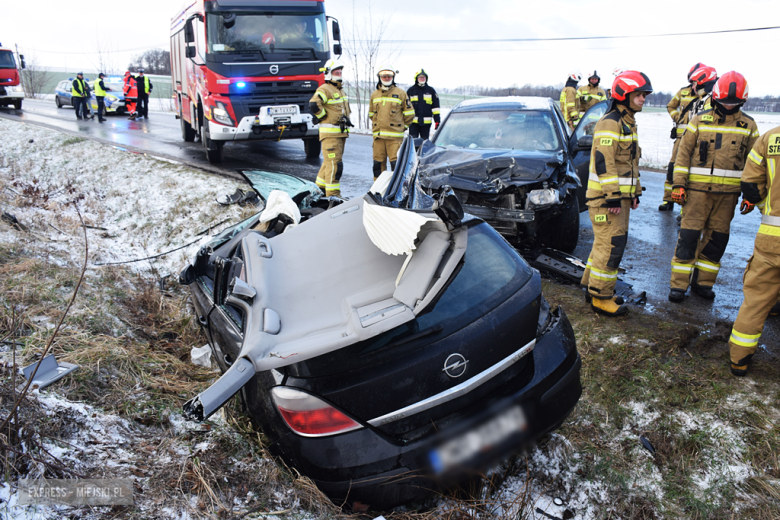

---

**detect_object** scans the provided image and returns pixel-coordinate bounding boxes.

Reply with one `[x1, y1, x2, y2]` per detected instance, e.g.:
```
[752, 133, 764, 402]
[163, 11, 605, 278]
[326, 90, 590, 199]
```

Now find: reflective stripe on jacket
[370, 86, 414, 139]
[309, 82, 351, 138]
[673, 108, 760, 194]
[559, 86, 579, 123]
[741, 129, 780, 237]
[72, 78, 87, 97]
[406, 83, 441, 125]
[576, 84, 606, 113]
[667, 86, 696, 121]
[137, 75, 152, 94]
[94, 80, 108, 97]
[585, 106, 642, 205]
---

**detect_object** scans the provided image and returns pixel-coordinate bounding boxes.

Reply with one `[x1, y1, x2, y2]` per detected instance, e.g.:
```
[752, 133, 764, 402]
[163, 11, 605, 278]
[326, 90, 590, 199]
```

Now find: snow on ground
[0, 118, 248, 277]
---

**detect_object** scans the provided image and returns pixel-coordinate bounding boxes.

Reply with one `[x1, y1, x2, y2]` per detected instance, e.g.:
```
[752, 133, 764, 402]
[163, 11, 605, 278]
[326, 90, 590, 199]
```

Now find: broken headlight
[526, 188, 560, 209]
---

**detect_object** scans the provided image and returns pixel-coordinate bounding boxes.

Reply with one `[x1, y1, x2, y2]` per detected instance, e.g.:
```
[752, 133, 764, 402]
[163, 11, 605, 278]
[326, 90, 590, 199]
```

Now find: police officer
[406, 69, 441, 140]
[727, 128, 780, 376]
[668, 72, 760, 303]
[659, 63, 706, 211]
[560, 70, 581, 131]
[71, 72, 89, 120]
[369, 67, 414, 180]
[135, 69, 153, 119]
[577, 71, 606, 116]
[308, 59, 351, 197]
[93, 73, 112, 123]
[580, 71, 653, 316]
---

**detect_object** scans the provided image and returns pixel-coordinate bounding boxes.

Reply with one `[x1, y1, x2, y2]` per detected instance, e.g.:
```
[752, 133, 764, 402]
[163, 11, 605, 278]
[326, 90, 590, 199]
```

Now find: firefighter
[370, 66, 414, 180]
[71, 72, 89, 120]
[576, 71, 606, 116]
[580, 71, 653, 316]
[308, 59, 351, 197]
[93, 72, 112, 123]
[659, 63, 706, 211]
[559, 70, 581, 131]
[123, 71, 138, 120]
[727, 128, 780, 376]
[135, 69, 153, 119]
[406, 69, 441, 140]
[668, 72, 760, 303]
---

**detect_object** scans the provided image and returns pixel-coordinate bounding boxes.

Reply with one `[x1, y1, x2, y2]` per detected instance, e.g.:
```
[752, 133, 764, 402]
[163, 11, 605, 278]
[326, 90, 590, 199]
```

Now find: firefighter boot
[658, 202, 674, 211]
[590, 296, 628, 317]
[769, 301, 780, 317]
[691, 270, 716, 299]
[731, 354, 754, 377]
[668, 288, 686, 303]
[584, 290, 624, 305]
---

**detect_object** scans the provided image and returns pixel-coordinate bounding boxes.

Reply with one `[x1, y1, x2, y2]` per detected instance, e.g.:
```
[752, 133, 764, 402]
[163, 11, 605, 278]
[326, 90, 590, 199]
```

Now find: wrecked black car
[424, 96, 587, 252]
[179, 148, 582, 509]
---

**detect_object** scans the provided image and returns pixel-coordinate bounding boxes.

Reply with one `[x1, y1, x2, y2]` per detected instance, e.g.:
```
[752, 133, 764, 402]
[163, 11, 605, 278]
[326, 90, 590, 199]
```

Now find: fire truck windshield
[0, 51, 17, 69]
[207, 13, 328, 54]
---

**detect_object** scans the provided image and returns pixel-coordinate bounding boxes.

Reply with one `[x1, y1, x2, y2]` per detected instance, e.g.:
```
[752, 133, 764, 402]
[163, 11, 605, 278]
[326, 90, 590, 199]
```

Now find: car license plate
[267, 105, 296, 116]
[429, 405, 527, 474]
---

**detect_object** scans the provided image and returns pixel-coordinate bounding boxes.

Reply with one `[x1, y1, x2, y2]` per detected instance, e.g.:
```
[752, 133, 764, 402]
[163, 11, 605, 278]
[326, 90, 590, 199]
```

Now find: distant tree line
[445, 84, 780, 112]
[128, 49, 171, 75]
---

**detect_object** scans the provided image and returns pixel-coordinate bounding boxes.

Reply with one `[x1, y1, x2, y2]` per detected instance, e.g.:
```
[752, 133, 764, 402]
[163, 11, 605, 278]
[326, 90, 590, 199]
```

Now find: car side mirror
[19, 55, 25, 70]
[186, 46, 196, 59]
[184, 18, 195, 43]
[332, 20, 341, 41]
[333, 43, 342, 56]
[577, 135, 593, 151]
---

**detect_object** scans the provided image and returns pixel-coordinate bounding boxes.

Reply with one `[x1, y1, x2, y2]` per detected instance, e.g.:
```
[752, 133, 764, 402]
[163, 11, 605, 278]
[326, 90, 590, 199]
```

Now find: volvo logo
[269, 64, 279, 74]
[442, 353, 468, 378]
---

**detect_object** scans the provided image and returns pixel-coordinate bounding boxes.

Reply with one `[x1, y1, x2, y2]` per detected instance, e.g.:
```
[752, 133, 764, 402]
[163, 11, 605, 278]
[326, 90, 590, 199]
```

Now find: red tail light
[271, 387, 362, 437]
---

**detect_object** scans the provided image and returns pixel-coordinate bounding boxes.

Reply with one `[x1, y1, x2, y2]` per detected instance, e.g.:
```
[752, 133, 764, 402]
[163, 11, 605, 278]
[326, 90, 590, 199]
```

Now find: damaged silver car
[179, 150, 582, 509]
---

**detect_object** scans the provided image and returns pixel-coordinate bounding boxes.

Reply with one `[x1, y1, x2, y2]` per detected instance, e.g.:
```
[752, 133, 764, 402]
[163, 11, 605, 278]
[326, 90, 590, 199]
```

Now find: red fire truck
[170, 0, 342, 163]
[0, 44, 25, 110]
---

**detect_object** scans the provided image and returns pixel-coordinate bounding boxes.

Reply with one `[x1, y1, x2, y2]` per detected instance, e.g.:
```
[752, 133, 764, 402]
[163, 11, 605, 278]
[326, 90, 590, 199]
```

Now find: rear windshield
[0, 51, 16, 69]
[287, 221, 534, 375]
[434, 110, 561, 152]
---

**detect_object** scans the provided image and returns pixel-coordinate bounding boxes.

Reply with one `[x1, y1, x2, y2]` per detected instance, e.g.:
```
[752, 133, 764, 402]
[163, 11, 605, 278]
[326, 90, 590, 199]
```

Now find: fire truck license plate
[267, 106, 296, 116]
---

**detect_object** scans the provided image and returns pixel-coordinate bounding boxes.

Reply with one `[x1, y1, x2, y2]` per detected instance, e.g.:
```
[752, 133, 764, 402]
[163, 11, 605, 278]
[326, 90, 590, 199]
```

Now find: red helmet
[689, 66, 717, 87]
[611, 71, 653, 102]
[712, 71, 749, 105]
[687, 62, 706, 81]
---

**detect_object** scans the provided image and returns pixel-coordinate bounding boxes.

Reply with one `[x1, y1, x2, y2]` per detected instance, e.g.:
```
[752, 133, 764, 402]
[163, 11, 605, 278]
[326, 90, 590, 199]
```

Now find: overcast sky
[4, 0, 780, 95]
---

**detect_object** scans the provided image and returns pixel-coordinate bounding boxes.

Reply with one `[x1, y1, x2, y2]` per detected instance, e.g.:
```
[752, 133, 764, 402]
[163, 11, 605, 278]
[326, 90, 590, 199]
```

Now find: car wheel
[303, 137, 321, 158]
[540, 194, 579, 253]
[55, 96, 62, 108]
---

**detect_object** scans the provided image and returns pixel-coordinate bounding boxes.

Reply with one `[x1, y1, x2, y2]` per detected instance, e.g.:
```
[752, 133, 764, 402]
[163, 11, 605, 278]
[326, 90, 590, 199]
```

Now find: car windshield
[0, 51, 16, 69]
[206, 12, 328, 54]
[434, 110, 561, 152]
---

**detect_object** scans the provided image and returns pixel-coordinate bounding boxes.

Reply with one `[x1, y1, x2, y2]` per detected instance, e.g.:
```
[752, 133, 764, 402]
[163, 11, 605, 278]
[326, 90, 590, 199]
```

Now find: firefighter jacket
[673, 108, 760, 194]
[559, 79, 579, 124]
[406, 83, 441, 126]
[585, 105, 642, 206]
[309, 81, 351, 139]
[369, 86, 414, 140]
[576, 84, 606, 113]
[72, 78, 87, 98]
[741, 129, 780, 226]
[135, 75, 152, 94]
[667, 85, 697, 138]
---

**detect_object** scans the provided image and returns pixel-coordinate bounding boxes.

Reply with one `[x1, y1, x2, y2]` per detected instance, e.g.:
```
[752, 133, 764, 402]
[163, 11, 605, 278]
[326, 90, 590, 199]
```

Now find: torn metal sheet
[363, 203, 444, 256]
[22, 354, 78, 390]
[526, 248, 646, 305]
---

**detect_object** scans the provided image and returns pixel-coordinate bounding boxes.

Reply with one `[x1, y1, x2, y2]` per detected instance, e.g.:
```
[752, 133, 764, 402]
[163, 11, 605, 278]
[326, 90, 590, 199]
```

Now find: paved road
[2, 100, 777, 349]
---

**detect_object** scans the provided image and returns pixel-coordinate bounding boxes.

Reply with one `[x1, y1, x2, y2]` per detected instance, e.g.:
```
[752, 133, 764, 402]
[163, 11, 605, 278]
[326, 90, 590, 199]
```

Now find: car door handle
[258, 239, 273, 258]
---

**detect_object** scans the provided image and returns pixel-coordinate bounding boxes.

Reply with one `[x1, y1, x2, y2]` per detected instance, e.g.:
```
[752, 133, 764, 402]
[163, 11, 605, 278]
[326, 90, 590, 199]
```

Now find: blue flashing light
[236, 82, 246, 88]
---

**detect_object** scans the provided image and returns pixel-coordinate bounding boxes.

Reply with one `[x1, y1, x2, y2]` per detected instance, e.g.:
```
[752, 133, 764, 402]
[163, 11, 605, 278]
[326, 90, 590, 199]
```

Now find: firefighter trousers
[372, 138, 402, 180]
[581, 200, 630, 299]
[729, 235, 780, 366]
[316, 137, 346, 197]
[409, 123, 431, 140]
[670, 191, 738, 290]
[663, 138, 682, 203]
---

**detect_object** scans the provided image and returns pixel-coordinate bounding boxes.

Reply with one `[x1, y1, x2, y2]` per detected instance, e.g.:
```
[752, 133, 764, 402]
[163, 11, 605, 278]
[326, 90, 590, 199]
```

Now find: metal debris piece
[2, 212, 27, 231]
[535, 508, 563, 520]
[554, 497, 564, 506]
[639, 435, 655, 454]
[22, 354, 78, 390]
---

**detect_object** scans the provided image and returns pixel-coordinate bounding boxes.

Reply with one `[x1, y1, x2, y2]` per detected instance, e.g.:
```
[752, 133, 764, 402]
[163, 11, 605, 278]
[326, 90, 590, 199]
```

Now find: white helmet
[377, 66, 396, 87]
[612, 66, 627, 77]
[322, 59, 344, 83]
[568, 70, 582, 82]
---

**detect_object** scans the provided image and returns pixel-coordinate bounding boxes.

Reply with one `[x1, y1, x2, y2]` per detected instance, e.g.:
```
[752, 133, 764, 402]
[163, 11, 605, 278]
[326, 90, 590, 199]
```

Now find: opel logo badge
[269, 65, 279, 74]
[442, 353, 468, 378]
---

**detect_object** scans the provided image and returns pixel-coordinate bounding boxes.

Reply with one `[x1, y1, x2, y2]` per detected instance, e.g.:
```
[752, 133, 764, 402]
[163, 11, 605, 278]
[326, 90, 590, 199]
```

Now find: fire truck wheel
[13, 100, 22, 110]
[203, 135, 223, 164]
[303, 137, 321, 158]
[181, 114, 195, 142]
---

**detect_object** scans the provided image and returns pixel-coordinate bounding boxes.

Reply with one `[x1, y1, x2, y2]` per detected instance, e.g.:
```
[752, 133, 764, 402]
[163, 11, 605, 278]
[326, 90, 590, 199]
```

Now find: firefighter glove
[311, 115, 320, 125]
[740, 199, 755, 215]
[671, 187, 687, 205]
[435, 122, 439, 130]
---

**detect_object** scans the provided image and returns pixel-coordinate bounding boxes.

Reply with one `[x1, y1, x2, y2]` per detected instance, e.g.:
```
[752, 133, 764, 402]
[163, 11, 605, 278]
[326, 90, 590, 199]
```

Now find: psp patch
[600, 138, 613, 146]
[595, 214, 607, 223]
[769, 134, 780, 156]
[701, 114, 714, 122]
